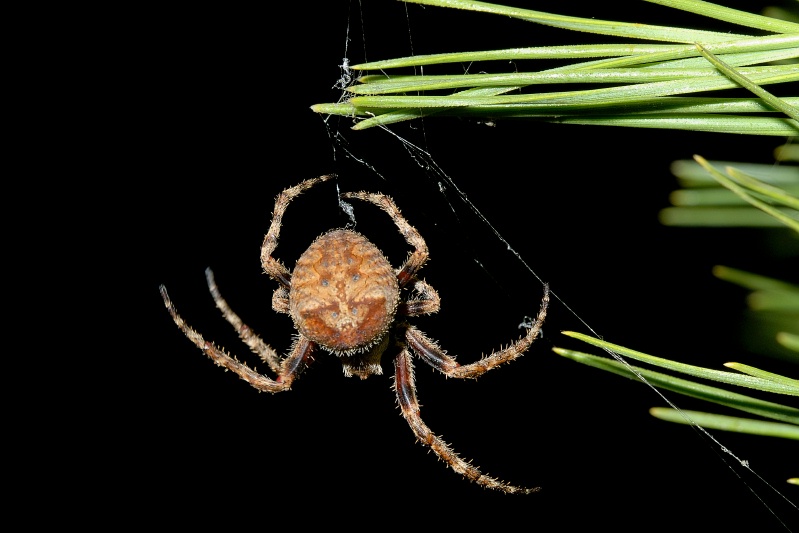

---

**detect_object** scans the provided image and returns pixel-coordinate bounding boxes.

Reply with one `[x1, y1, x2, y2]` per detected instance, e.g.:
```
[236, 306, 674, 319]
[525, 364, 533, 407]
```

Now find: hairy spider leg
[205, 267, 282, 374]
[393, 348, 540, 494]
[160, 285, 315, 392]
[406, 284, 550, 379]
[400, 278, 440, 317]
[261, 174, 335, 291]
[340, 191, 428, 288]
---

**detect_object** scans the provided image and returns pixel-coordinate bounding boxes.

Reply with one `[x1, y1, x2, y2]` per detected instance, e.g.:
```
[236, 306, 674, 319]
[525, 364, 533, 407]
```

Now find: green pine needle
[560, 331, 799, 396]
[552, 346, 799, 425]
[649, 407, 799, 439]
[313, 1, 799, 135]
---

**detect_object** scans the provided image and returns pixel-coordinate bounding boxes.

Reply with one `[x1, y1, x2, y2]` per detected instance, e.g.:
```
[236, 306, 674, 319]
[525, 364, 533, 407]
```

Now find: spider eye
[321, 279, 329, 287]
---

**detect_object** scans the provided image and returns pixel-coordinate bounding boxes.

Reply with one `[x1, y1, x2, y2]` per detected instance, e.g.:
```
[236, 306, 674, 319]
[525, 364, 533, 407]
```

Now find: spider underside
[160, 174, 550, 494]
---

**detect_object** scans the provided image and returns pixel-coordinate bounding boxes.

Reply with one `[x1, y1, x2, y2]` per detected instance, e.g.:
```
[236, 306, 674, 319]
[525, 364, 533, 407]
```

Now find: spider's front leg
[160, 285, 314, 392]
[393, 348, 539, 494]
[407, 284, 550, 379]
[205, 268, 282, 374]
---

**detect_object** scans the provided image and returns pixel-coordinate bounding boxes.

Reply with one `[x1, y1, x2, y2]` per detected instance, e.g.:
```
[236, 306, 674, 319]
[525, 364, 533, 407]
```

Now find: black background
[118, 1, 798, 529]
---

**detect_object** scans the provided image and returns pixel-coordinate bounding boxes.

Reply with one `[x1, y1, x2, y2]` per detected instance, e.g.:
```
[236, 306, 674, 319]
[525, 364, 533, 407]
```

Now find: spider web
[317, 0, 797, 529]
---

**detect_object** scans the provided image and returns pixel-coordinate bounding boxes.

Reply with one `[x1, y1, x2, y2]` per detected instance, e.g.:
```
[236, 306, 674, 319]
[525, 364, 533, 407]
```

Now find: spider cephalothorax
[160, 174, 549, 494]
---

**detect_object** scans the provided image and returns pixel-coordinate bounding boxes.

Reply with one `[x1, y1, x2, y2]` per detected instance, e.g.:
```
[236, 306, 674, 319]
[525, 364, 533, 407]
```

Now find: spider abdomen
[289, 229, 399, 354]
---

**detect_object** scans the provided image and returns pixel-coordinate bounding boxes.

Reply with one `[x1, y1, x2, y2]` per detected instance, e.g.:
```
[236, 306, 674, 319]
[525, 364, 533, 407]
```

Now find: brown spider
[160, 175, 549, 494]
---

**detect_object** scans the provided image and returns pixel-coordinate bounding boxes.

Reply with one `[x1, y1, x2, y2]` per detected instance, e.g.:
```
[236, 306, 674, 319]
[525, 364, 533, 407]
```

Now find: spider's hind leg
[261, 175, 335, 289]
[340, 190, 428, 288]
